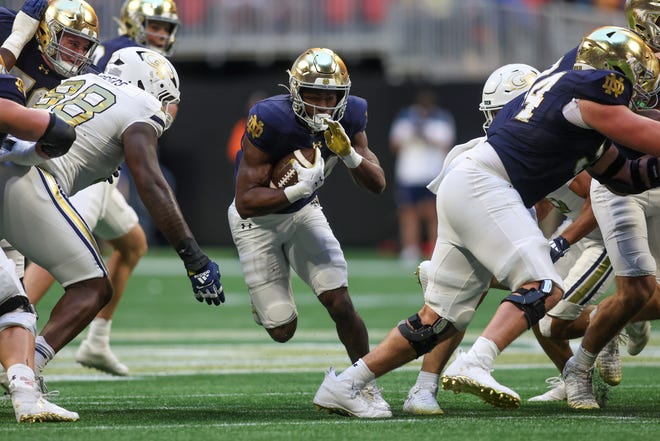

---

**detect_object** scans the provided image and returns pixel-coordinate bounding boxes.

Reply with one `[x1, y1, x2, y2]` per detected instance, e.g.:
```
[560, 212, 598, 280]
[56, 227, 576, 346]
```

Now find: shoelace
[543, 376, 563, 389]
[36, 376, 59, 397]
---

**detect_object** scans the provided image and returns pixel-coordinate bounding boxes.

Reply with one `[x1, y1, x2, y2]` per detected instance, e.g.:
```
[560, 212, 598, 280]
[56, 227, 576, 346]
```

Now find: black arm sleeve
[38, 113, 76, 158]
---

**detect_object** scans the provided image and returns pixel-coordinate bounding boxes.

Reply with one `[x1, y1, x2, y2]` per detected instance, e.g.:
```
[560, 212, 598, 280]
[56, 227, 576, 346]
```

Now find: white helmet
[104, 47, 180, 128]
[479, 63, 539, 132]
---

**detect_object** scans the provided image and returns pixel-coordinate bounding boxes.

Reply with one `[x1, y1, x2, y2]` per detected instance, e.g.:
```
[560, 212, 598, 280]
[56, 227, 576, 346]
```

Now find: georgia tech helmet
[287, 47, 351, 132]
[479, 63, 539, 132]
[625, 0, 660, 51]
[104, 46, 180, 129]
[118, 0, 179, 56]
[575, 25, 660, 110]
[35, 0, 99, 78]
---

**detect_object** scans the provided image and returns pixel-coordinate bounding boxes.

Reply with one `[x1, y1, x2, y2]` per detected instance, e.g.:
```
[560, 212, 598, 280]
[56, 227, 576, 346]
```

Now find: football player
[0, 45, 224, 394]
[559, 0, 660, 409]
[228, 47, 389, 417]
[23, 0, 181, 378]
[313, 26, 660, 417]
[0, 69, 78, 422]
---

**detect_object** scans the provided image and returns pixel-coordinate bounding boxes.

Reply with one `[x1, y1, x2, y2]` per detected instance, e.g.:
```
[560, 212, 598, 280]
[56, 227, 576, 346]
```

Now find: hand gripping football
[269, 148, 318, 189]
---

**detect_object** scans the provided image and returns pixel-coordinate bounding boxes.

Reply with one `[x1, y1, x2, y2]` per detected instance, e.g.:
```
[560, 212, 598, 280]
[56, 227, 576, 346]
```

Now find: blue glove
[188, 260, 225, 305]
[20, 0, 48, 20]
[549, 236, 570, 263]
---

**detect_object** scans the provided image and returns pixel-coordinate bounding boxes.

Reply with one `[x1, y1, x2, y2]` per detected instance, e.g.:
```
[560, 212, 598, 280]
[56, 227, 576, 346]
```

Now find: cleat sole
[441, 375, 520, 409]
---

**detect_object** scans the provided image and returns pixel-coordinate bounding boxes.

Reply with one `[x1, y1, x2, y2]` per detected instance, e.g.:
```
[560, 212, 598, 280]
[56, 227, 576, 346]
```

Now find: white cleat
[403, 384, 444, 415]
[528, 376, 566, 402]
[441, 351, 520, 409]
[76, 340, 129, 376]
[362, 382, 391, 413]
[10, 381, 78, 423]
[313, 368, 392, 418]
[563, 357, 599, 410]
[624, 321, 651, 356]
[596, 336, 622, 386]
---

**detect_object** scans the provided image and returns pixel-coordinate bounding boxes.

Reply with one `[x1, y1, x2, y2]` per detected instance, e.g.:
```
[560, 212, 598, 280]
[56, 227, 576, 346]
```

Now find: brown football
[269, 148, 317, 189]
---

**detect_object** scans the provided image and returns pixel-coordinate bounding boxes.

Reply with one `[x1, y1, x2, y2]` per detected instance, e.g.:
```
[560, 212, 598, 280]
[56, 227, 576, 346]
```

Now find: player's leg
[228, 202, 298, 342]
[1, 167, 112, 374]
[0, 250, 77, 422]
[75, 185, 146, 376]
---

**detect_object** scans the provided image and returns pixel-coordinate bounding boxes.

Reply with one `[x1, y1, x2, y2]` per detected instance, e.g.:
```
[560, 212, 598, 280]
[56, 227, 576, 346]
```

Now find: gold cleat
[441, 375, 521, 409]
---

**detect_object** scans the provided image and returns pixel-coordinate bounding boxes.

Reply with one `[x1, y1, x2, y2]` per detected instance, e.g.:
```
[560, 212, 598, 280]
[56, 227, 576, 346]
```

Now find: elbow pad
[592, 156, 660, 195]
[39, 113, 75, 158]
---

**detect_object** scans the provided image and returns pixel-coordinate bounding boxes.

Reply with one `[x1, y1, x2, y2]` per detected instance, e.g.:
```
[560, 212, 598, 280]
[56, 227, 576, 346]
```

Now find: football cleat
[403, 384, 444, 415]
[76, 339, 129, 376]
[563, 356, 599, 410]
[624, 321, 651, 356]
[313, 367, 392, 418]
[528, 376, 566, 402]
[361, 382, 391, 413]
[10, 381, 78, 423]
[441, 351, 520, 409]
[596, 335, 622, 386]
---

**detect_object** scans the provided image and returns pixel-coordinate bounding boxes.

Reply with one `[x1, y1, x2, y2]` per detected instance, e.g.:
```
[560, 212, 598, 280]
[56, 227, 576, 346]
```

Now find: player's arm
[323, 120, 386, 194]
[560, 171, 597, 245]
[0, 98, 51, 140]
[234, 137, 291, 218]
[579, 100, 660, 156]
[122, 122, 224, 305]
[0, 0, 48, 72]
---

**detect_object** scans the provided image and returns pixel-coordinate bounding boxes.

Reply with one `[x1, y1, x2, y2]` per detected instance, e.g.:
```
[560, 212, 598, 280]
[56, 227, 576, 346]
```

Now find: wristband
[39, 113, 76, 158]
[341, 147, 363, 169]
[283, 181, 311, 203]
[1, 11, 39, 59]
[176, 237, 210, 272]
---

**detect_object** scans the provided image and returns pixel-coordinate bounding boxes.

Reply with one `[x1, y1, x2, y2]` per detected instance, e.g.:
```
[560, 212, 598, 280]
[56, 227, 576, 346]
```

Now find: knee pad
[397, 313, 450, 357]
[254, 301, 297, 329]
[502, 280, 553, 329]
[0, 296, 37, 335]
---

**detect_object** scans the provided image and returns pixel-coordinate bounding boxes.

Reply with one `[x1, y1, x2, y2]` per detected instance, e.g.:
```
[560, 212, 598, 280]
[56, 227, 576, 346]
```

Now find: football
[269, 148, 318, 189]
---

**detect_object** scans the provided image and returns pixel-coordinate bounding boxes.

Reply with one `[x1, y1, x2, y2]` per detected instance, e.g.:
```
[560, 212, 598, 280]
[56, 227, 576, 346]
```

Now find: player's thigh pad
[591, 181, 659, 277]
[285, 202, 348, 294]
[228, 202, 297, 328]
[0, 166, 107, 287]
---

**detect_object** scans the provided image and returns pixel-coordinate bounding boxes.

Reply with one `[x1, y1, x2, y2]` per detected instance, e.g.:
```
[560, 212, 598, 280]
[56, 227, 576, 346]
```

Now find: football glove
[323, 119, 352, 157]
[549, 236, 570, 263]
[283, 147, 325, 203]
[188, 261, 225, 306]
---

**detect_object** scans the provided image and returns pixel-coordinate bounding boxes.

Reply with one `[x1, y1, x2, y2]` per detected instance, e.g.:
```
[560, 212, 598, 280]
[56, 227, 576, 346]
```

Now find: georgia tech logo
[602, 73, 625, 97]
[247, 114, 264, 138]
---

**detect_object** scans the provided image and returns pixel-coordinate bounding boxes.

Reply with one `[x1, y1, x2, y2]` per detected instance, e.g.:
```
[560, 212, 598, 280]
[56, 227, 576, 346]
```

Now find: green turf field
[5, 248, 659, 440]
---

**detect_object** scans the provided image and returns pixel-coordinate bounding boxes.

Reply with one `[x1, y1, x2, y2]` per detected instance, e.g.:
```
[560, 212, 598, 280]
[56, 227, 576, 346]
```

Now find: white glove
[0, 135, 45, 165]
[283, 147, 325, 203]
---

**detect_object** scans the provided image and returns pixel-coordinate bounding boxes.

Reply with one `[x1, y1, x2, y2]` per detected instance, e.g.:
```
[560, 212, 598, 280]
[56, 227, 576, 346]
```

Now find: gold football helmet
[287, 47, 351, 132]
[575, 25, 660, 110]
[35, 0, 99, 78]
[625, 0, 660, 51]
[118, 0, 179, 56]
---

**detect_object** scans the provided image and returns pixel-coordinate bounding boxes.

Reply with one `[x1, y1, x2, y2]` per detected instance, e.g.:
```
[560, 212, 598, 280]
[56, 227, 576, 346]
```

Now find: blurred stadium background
[4, 0, 627, 248]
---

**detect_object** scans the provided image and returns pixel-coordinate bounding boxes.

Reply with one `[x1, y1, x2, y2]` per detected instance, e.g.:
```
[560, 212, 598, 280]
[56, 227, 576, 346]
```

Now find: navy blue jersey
[240, 93, 368, 213]
[94, 35, 141, 71]
[487, 69, 632, 207]
[0, 74, 27, 105]
[0, 73, 27, 140]
[0, 7, 67, 104]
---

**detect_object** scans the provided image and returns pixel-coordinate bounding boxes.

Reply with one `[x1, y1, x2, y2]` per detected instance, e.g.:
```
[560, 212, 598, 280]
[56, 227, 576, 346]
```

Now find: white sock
[34, 336, 55, 376]
[415, 370, 439, 391]
[574, 345, 596, 368]
[87, 318, 111, 342]
[470, 336, 500, 370]
[337, 358, 374, 389]
[6, 363, 34, 387]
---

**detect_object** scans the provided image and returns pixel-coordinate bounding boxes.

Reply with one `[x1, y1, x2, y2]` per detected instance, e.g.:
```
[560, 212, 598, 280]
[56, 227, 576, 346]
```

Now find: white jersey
[35, 73, 166, 196]
[545, 180, 602, 242]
